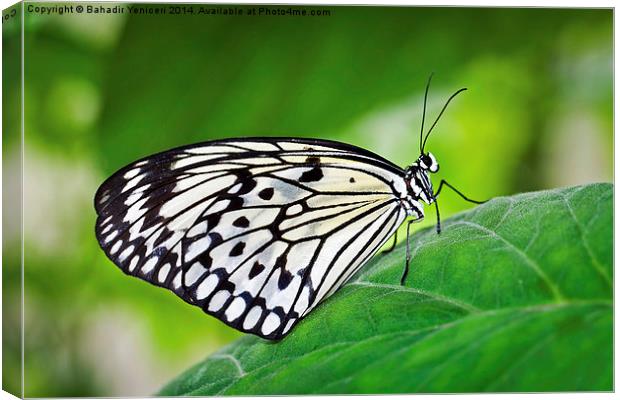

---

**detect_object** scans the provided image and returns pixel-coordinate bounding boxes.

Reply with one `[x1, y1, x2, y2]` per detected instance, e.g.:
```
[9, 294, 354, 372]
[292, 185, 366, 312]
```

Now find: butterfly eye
[421, 154, 432, 168]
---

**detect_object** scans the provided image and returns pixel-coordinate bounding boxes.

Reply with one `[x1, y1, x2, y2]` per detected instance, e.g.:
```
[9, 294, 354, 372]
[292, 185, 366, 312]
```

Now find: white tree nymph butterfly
[94, 76, 483, 340]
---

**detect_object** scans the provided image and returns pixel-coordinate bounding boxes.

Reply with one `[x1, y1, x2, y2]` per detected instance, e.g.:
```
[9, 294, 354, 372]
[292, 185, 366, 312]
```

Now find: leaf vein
[561, 193, 611, 287]
[452, 221, 565, 301]
[348, 281, 481, 313]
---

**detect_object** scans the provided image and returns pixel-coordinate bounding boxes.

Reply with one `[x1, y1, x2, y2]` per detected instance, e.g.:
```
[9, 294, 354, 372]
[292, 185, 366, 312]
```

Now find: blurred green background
[2, 4, 612, 397]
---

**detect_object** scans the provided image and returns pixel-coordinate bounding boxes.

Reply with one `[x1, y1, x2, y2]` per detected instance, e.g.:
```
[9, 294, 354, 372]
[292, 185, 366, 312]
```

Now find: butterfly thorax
[405, 164, 434, 204]
[403, 163, 435, 219]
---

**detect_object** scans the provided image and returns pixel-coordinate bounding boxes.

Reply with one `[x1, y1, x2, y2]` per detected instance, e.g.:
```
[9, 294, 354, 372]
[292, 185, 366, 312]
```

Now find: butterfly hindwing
[95, 138, 407, 339]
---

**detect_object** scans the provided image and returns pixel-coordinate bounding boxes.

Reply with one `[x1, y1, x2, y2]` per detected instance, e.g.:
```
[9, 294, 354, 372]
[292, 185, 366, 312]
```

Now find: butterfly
[94, 75, 483, 340]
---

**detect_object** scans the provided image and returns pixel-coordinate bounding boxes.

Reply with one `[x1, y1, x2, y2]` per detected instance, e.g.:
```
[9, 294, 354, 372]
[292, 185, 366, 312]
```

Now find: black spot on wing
[300, 167, 324, 182]
[275, 253, 293, 289]
[299, 155, 323, 182]
[233, 216, 250, 228]
[278, 269, 293, 290]
[258, 187, 274, 200]
[206, 213, 222, 230]
[196, 253, 213, 272]
[228, 196, 245, 210]
[249, 261, 265, 279]
[208, 232, 224, 247]
[229, 241, 246, 257]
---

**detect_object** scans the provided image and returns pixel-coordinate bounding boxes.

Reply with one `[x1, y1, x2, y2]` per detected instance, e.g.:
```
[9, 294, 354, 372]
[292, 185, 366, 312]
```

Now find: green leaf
[159, 183, 612, 395]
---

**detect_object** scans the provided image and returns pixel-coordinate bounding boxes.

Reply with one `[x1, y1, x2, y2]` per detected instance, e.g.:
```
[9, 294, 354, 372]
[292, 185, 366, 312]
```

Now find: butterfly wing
[95, 138, 408, 339]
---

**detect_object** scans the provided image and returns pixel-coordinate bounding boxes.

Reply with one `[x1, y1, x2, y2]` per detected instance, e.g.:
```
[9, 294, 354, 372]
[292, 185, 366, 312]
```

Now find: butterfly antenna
[419, 73, 434, 154]
[421, 87, 468, 152]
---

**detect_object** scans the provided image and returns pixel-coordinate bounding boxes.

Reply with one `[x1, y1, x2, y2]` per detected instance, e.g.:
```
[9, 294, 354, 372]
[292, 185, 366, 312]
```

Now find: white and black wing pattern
[95, 138, 408, 340]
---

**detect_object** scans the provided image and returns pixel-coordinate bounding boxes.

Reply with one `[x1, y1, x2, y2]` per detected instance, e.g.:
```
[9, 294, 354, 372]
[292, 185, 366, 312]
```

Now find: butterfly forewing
[95, 138, 407, 339]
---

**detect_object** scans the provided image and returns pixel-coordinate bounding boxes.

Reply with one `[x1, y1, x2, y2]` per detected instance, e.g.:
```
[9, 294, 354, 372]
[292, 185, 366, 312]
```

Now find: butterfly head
[418, 152, 439, 173]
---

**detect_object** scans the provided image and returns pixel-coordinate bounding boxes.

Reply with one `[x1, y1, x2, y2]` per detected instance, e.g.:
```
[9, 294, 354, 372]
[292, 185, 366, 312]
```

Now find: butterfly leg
[434, 198, 442, 234]
[400, 219, 416, 285]
[434, 179, 486, 204]
[433, 179, 486, 235]
[382, 231, 398, 254]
